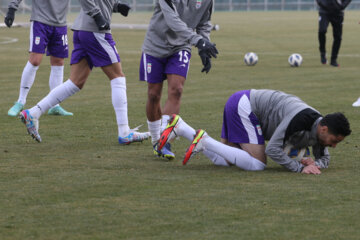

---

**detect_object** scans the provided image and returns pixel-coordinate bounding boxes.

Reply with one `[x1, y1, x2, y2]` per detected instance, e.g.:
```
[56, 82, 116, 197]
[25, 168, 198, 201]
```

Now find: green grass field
[1, 11, 360, 239]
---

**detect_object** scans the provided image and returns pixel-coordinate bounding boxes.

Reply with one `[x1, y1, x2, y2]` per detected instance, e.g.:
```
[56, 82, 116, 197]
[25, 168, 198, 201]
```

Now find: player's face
[318, 126, 345, 148]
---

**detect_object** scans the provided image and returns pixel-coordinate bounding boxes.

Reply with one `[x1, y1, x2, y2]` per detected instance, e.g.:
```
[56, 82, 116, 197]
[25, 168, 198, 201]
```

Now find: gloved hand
[93, 13, 110, 31]
[199, 50, 211, 73]
[116, 2, 131, 17]
[196, 38, 219, 58]
[196, 38, 218, 73]
[4, 8, 16, 28]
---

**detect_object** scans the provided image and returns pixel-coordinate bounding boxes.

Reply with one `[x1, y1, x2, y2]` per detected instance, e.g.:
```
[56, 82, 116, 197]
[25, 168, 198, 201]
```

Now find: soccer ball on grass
[288, 53, 303, 67]
[244, 52, 258, 66]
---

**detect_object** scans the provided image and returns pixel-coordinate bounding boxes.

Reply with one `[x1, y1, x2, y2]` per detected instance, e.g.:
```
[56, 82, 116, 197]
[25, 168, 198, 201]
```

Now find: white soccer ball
[288, 53, 303, 67]
[283, 144, 310, 162]
[244, 52, 258, 66]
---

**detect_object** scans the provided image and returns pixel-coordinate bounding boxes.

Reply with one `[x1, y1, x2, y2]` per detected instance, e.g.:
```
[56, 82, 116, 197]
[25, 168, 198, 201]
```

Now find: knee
[148, 90, 161, 104]
[29, 58, 41, 67]
[169, 85, 183, 99]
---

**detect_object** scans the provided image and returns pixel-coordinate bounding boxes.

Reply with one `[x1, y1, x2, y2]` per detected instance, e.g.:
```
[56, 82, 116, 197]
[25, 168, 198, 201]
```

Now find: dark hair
[320, 112, 351, 136]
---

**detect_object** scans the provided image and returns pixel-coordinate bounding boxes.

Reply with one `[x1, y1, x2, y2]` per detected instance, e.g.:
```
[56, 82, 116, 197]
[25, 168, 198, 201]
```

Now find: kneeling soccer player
[158, 89, 351, 175]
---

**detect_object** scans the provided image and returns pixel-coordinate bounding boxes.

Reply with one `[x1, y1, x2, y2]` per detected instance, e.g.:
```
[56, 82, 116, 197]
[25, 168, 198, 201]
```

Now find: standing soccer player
[158, 90, 351, 174]
[5, 0, 73, 116]
[18, 0, 150, 144]
[140, 0, 219, 160]
[316, 0, 352, 66]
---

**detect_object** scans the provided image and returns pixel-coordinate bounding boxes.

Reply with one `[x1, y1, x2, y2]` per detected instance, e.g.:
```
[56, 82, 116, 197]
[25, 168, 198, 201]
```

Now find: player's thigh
[102, 62, 124, 80]
[239, 143, 266, 164]
[166, 74, 186, 96]
[318, 13, 330, 33]
[221, 138, 266, 164]
[330, 15, 343, 37]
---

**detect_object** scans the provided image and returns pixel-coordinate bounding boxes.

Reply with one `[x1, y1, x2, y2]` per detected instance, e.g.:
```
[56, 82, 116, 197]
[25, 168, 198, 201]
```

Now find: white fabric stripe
[29, 21, 34, 52]
[93, 32, 118, 64]
[142, 52, 148, 82]
[185, 59, 190, 79]
[237, 94, 258, 144]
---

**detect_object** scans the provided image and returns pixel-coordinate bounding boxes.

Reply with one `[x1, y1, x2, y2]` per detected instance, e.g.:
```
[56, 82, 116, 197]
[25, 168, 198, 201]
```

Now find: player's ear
[320, 125, 329, 133]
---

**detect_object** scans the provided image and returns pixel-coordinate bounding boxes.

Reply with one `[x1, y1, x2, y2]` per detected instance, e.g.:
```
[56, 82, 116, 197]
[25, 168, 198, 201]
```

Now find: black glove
[196, 38, 219, 59]
[199, 51, 211, 74]
[4, 8, 16, 28]
[93, 13, 110, 31]
[116, 2, 131, 17]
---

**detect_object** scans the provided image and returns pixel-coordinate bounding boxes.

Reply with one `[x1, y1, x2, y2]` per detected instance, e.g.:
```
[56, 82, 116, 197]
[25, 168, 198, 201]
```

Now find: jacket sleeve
[195, 1, 213, 41]
[265, 122, 305, 173]
[79, 0, 101, 17]
[8, 0, 23, 10]
[159, 0, 202, 46]
[312, 145, 330, 168]
[341, 0, 352, 10]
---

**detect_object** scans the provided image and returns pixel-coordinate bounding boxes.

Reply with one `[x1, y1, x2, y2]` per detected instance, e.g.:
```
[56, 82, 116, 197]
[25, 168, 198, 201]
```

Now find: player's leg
[183, 90, 266, 170]
[95, 33, 149, 144]
[20, 59, 87, 142]
[330, 15, 344, 67]
[186, 132, 266, 171]
[19, 30, 91, 142]
[8, 21, 47, 116]
[159, 51, 191, 158]
[139, 53, 173, 158]
[318, 13, 330, 64]
[47, 26, 73, 116]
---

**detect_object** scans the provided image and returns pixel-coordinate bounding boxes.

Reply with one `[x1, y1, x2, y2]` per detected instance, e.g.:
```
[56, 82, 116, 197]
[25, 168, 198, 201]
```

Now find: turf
[0, 11, 360, 239]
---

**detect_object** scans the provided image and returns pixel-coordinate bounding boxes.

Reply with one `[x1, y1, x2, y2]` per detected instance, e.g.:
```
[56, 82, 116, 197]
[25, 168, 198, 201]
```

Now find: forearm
[159, 0, 200, 45]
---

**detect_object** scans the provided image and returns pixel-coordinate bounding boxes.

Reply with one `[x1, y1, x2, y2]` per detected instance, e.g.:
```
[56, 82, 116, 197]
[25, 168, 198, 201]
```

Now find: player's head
[317, 112, 351, 148]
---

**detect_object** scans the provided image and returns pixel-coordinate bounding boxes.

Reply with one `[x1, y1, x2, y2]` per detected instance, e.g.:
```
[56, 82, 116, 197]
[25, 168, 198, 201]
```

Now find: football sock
[111, 77, 130, 137]
[49, 65, 64, 108]
[202, 135, 265, 171]
[147, 119, 161, 145]
[203, 149, 230, 167]
[29, 79, 80, 119]
[161, 115, 170, 132]
[176, 118, 196, 141]
[17, 61, 39, 105]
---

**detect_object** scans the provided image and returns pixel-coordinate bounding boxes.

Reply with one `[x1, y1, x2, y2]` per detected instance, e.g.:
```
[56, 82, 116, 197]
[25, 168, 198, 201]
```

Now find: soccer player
[158, 89, 351, 175]
[19, 0, 150, 144]
[316, 0, 352, 67]
[140, 0, 219, 160]
[5, 0, 73, 116]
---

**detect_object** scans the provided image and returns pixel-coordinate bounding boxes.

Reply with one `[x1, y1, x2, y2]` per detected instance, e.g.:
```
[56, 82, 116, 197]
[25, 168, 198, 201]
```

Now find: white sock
[202, 135, 265, 171]
[147, 119, 161, 145]
[17, 61, 39, 105]
[161, 115, 170, 132]
[203, 149, 230, 166]
[49, 65, 64, 108]
[176, 118, 197, 141]
[111, 77, 130, 137]
[29, 79, 80, 119]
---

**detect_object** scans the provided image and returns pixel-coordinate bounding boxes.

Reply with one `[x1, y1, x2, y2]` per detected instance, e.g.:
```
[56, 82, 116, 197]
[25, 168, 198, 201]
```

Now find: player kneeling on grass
[157, 89, 351, 175]
[19, 0, 150, 144]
